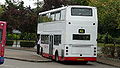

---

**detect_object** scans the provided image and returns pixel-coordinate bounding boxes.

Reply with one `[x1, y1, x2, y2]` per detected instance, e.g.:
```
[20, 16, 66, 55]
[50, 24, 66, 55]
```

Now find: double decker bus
[37, 6, 98, 63]
[0, 21, 6, 64]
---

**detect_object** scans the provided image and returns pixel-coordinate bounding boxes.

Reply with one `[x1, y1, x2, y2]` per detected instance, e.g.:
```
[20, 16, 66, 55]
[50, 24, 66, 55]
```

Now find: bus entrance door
[49, 35, 53, 57]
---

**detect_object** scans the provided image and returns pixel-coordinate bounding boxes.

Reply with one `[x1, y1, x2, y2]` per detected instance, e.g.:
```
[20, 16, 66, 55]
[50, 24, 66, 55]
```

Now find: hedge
[6, 40, 14, 46]
[20, 41, 35, 48]
[101, 44, 120, 58]
[114, 38, 120, 44]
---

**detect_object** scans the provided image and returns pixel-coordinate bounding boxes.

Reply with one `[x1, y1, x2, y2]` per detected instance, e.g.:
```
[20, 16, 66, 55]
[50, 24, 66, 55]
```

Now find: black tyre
[37, 44, 40, 54]
[40, 48, 43, 56]
[0, 61, 4, 65]
[55, 53, 59, 62]
[82, 61, 88, 64]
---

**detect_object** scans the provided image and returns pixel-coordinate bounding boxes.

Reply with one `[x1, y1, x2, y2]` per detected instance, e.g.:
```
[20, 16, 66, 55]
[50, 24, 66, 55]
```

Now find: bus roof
[0, 21, 6, 24]
[39, 5, 96, 15]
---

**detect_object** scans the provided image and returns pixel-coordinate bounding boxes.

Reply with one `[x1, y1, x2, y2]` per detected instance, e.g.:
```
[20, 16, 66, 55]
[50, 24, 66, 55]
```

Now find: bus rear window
[71, 8, 92, 16]
[73, 34, 90, 40]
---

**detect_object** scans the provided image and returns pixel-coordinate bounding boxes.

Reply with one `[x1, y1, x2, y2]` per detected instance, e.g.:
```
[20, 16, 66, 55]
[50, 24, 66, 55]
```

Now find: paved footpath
[97, 57, 120, 67]
[5, 47, 52, 62]
[97, 47, 120, 67]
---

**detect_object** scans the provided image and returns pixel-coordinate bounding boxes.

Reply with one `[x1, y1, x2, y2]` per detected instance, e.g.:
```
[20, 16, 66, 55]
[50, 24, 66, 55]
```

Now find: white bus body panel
[58, 6, 97, 57]
[37, 21, 66, 55]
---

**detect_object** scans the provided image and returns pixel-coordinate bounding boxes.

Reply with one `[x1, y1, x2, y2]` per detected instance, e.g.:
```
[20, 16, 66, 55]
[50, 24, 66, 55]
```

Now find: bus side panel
[37, 22, 66, 58]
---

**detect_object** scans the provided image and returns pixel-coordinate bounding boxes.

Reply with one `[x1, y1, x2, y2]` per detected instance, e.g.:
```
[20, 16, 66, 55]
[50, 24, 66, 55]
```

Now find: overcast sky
[0, 0, 43, 8]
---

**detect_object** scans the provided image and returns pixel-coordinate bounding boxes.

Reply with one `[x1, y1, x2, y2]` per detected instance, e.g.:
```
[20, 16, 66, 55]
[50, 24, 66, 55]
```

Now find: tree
[42, 0, 67, 11]
[89, 0, 120, 37]
[1, 0, 37, 33]
[0, 5, 5, 21]
[42, 0, 91, 11]
[69, 0, 90, 5]
[0, 6, 4, 16]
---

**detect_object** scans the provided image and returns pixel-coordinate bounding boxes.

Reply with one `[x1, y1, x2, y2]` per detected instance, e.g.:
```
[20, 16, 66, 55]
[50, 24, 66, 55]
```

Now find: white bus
[37, 5, 98, 63]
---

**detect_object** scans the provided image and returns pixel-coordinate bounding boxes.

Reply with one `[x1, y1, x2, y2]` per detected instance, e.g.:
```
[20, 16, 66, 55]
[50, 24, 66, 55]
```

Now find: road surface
[0, 59, 117, 68]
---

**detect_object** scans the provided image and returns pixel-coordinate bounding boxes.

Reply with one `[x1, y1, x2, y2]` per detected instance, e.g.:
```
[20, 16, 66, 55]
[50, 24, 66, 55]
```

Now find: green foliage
[90, 0, 120, 37]
[20, 33, 37, 40]
[0, 5, 5, 21]
[103, 34, 113, 43]
[114, 37, 120, 44]
[7, 33, 37, 41]
[43, 0, 66, 11]
[98, 33, 114, 43]
[7, 34, 20, 40]
[13, 34, 20, 39]
[42, 0, 90, 11]
[97, 34, 104, 43]
[7, 34, 12, 40]
[1, 0, 37, 33]
[20, 41, 35, 48]
[38, 16, 52, 23]
[0, 6, 4, 16]
[70, 0, 90, 5]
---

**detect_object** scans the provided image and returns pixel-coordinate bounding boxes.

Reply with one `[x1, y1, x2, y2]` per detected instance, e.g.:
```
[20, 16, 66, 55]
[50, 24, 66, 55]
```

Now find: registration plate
[77, 58, 84, 61]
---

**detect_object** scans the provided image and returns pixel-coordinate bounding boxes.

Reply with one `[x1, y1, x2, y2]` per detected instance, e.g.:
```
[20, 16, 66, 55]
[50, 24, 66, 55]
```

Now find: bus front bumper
[0, 57, 4, 64]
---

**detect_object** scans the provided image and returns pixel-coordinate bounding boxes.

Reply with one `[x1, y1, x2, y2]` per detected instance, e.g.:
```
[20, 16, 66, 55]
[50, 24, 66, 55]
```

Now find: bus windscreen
[0, 29, 2, 41]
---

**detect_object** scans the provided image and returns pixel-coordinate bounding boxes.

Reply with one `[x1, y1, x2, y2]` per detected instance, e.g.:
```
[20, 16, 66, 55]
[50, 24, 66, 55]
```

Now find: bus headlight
[2, 45, 4, 47]
[1, 24, 4, 26]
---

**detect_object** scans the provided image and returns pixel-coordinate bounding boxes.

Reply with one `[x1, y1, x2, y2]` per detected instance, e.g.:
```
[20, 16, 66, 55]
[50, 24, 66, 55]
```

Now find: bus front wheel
[81, 61, 88, 64]
[0, 61, 4, 65]
[37, 44, 40, 54]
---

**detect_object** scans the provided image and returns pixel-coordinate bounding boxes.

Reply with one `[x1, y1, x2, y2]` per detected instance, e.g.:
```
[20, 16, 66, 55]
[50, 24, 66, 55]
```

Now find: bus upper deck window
[71, 8, 92, 16]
